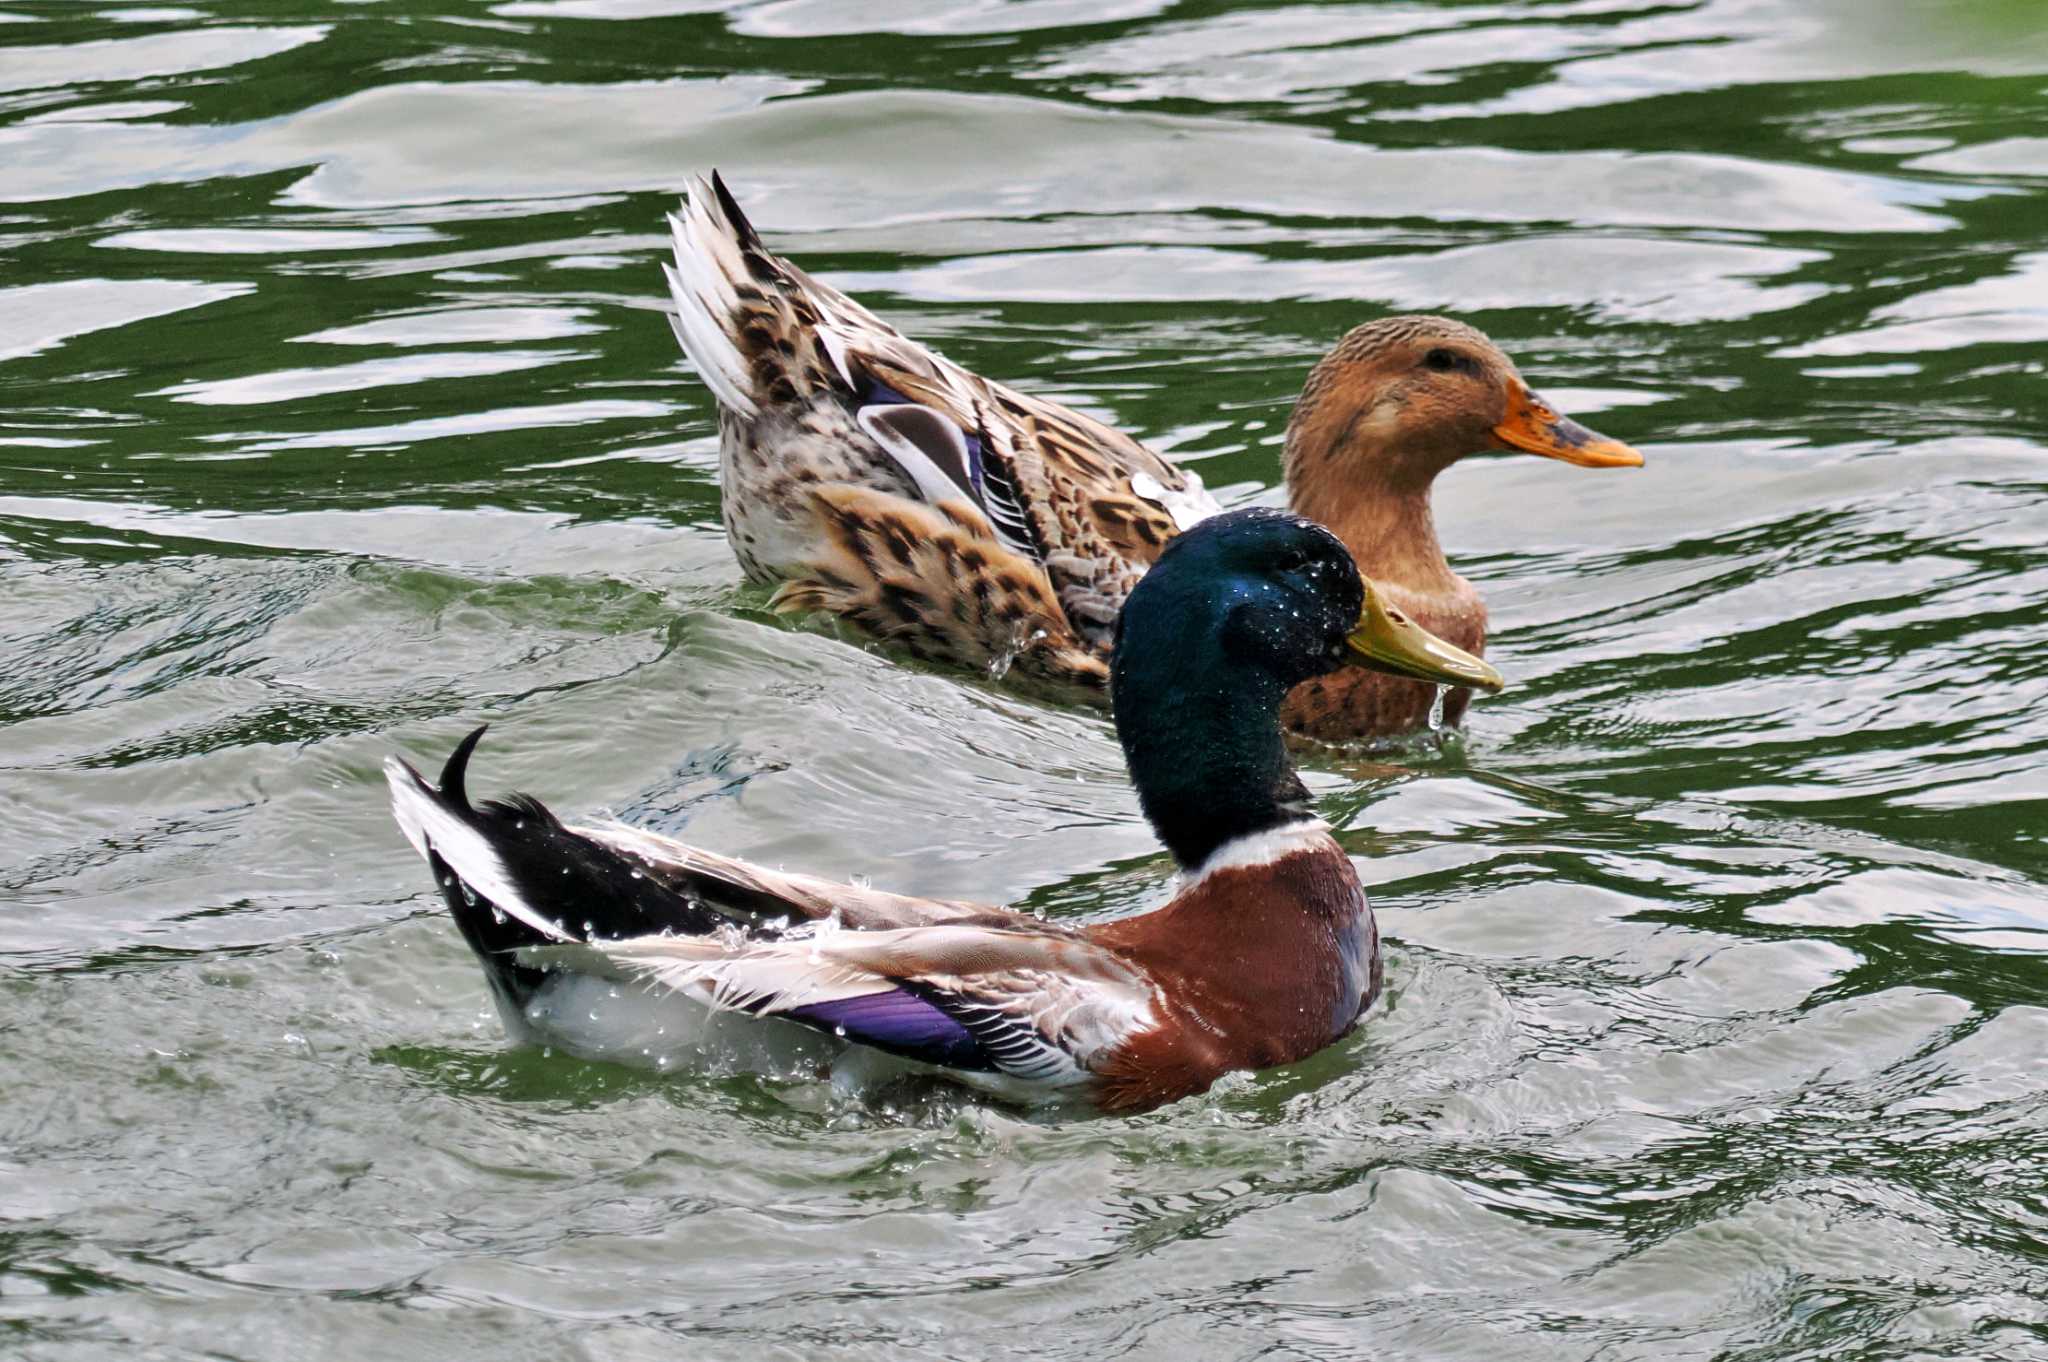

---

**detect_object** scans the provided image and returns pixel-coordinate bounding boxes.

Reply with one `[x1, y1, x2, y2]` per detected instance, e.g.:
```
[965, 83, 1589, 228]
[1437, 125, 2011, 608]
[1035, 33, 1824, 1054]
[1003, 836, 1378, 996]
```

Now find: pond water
[2, 1, 2046, 1357]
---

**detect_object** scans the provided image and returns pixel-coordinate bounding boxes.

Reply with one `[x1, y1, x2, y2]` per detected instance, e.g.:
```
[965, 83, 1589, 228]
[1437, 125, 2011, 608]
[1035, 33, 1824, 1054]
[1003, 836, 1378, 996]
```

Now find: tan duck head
[1280, 315, 1643, 741]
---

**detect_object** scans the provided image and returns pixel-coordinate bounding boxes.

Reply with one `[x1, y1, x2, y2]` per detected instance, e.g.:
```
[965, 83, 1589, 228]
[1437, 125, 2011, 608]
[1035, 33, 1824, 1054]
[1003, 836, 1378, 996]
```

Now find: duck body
[387, 510, 1485, 1112]
[664, 174, 1639, 738]
[665, 173, 1217, 691]
[389, 756, 1375, 1112]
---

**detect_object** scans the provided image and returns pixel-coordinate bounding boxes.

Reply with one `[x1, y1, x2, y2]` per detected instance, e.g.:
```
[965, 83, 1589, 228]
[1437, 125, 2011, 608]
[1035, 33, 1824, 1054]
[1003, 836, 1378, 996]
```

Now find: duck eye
[1422, 348, 1463, 373]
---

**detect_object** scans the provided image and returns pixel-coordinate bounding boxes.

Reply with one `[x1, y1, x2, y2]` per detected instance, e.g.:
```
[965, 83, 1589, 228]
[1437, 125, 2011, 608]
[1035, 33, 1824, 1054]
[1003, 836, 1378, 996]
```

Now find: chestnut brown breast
[1084, 841, 1380, 1112]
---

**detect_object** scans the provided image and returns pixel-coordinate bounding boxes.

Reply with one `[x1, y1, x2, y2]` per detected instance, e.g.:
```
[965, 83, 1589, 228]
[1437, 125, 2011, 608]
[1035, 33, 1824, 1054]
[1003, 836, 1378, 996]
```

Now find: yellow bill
[1492, 387, 1645, 469]
[1345, 580, 1505, 692]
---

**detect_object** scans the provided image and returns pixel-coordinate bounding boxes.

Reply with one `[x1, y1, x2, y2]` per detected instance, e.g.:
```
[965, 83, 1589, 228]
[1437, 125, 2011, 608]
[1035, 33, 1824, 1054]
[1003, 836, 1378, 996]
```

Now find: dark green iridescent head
[1110, 508, 1366, 869]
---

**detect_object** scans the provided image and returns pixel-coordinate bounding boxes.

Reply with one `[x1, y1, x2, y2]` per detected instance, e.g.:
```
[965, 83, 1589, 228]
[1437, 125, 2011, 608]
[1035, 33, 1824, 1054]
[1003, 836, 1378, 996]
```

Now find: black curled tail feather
[440, 722, 487, 812]
[391, 727, 728, 1013]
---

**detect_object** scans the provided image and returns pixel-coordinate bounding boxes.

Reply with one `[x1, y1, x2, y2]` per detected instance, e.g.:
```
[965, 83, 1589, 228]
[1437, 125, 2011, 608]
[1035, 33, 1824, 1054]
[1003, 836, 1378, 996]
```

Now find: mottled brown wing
[772, 484, 1110, 696]
[855, 355, 1208, 649]
[782, 264, 1220, 651]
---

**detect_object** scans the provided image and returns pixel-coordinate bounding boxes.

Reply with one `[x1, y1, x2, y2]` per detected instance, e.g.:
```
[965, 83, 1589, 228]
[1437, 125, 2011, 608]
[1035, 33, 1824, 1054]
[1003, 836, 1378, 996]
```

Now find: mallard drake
[662, 173, 1641, 740]
[386, 509, 1501, 1112]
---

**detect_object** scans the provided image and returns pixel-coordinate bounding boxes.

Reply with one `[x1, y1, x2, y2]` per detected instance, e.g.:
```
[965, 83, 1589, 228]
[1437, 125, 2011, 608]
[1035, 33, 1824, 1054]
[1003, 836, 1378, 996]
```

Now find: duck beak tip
[1345, 582, 1506, 693]
[1492, 391, 1645, 470]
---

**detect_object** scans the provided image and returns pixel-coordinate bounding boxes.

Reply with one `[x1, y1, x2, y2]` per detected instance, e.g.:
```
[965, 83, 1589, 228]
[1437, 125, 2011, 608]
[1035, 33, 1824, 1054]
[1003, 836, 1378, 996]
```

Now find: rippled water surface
[3, 1, 2047, 1357]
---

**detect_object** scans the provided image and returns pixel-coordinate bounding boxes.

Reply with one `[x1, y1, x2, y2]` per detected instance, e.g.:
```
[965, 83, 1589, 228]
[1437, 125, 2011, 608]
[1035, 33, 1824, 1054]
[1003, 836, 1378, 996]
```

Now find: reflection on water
[0, 0, 2044, 1357]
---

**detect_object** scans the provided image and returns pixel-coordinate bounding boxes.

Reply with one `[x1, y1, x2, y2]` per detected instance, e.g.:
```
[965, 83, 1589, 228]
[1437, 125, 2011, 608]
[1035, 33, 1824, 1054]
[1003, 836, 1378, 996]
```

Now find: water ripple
[0, 1, 2044, 1358]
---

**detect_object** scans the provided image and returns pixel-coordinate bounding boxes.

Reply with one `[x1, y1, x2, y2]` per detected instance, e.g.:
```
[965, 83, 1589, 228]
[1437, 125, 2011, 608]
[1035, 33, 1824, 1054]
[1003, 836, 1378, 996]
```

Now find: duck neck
[1114, 655, 1314, 872]
[1285, 425, 1461, 596]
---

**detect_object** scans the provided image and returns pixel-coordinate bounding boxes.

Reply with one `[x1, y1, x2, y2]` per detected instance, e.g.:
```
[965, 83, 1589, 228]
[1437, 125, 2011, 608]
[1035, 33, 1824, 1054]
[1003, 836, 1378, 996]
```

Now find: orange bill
[1492, 388, 1645, 468]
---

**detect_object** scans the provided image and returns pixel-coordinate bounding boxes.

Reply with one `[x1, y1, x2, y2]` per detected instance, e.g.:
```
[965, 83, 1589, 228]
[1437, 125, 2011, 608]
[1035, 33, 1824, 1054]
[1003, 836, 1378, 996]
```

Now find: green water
[3, 0, 2047, 1356]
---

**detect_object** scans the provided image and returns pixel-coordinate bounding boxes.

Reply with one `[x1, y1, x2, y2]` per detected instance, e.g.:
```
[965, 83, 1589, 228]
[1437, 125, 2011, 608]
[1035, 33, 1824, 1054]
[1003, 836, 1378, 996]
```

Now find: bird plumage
[387, 510, 1493, 1111]
[663, 173, 1641, 736]
[664, 171, 1218, 692]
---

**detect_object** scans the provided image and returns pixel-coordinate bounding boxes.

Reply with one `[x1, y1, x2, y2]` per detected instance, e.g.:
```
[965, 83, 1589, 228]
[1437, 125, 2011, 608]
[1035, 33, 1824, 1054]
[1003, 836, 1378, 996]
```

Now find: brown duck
[662, 172, 1642, 740]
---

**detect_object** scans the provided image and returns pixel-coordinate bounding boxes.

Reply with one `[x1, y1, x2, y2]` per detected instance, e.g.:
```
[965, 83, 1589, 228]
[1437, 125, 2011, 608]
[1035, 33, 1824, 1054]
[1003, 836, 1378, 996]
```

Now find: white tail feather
[661, 258, 757, 418]
[679, 174, 752, 295]
[382, 758, 570, 943]
[666, 206, 737, 327]
[664, 185, 760, 418]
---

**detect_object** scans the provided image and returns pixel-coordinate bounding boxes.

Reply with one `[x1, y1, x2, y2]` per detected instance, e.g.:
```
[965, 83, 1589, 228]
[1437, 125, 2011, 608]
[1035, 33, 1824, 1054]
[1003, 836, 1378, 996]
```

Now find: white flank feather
[382, 758, 570, 943]
[526, 929, 896, 1017]
[516, 916, 1161, 1090]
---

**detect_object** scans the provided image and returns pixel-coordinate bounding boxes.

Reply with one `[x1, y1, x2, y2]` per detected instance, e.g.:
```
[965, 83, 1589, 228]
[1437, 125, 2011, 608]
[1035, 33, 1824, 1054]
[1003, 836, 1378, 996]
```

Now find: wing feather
[698, 202, 1224, 647]
[575, 819, 1017, 931]
[526, 922, 1156, 1085]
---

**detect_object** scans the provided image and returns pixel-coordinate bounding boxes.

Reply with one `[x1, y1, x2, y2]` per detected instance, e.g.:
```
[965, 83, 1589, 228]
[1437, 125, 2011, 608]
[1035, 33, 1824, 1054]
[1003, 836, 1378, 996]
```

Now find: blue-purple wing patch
[786, 989, 993, 1071]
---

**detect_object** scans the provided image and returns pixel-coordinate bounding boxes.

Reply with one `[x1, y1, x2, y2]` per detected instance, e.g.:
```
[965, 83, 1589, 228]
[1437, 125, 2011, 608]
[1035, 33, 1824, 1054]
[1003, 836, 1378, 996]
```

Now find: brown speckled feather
[665, 172, 1219, 666]
[665, 177, 1594, 744]
[771, 485, 1109, 692]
